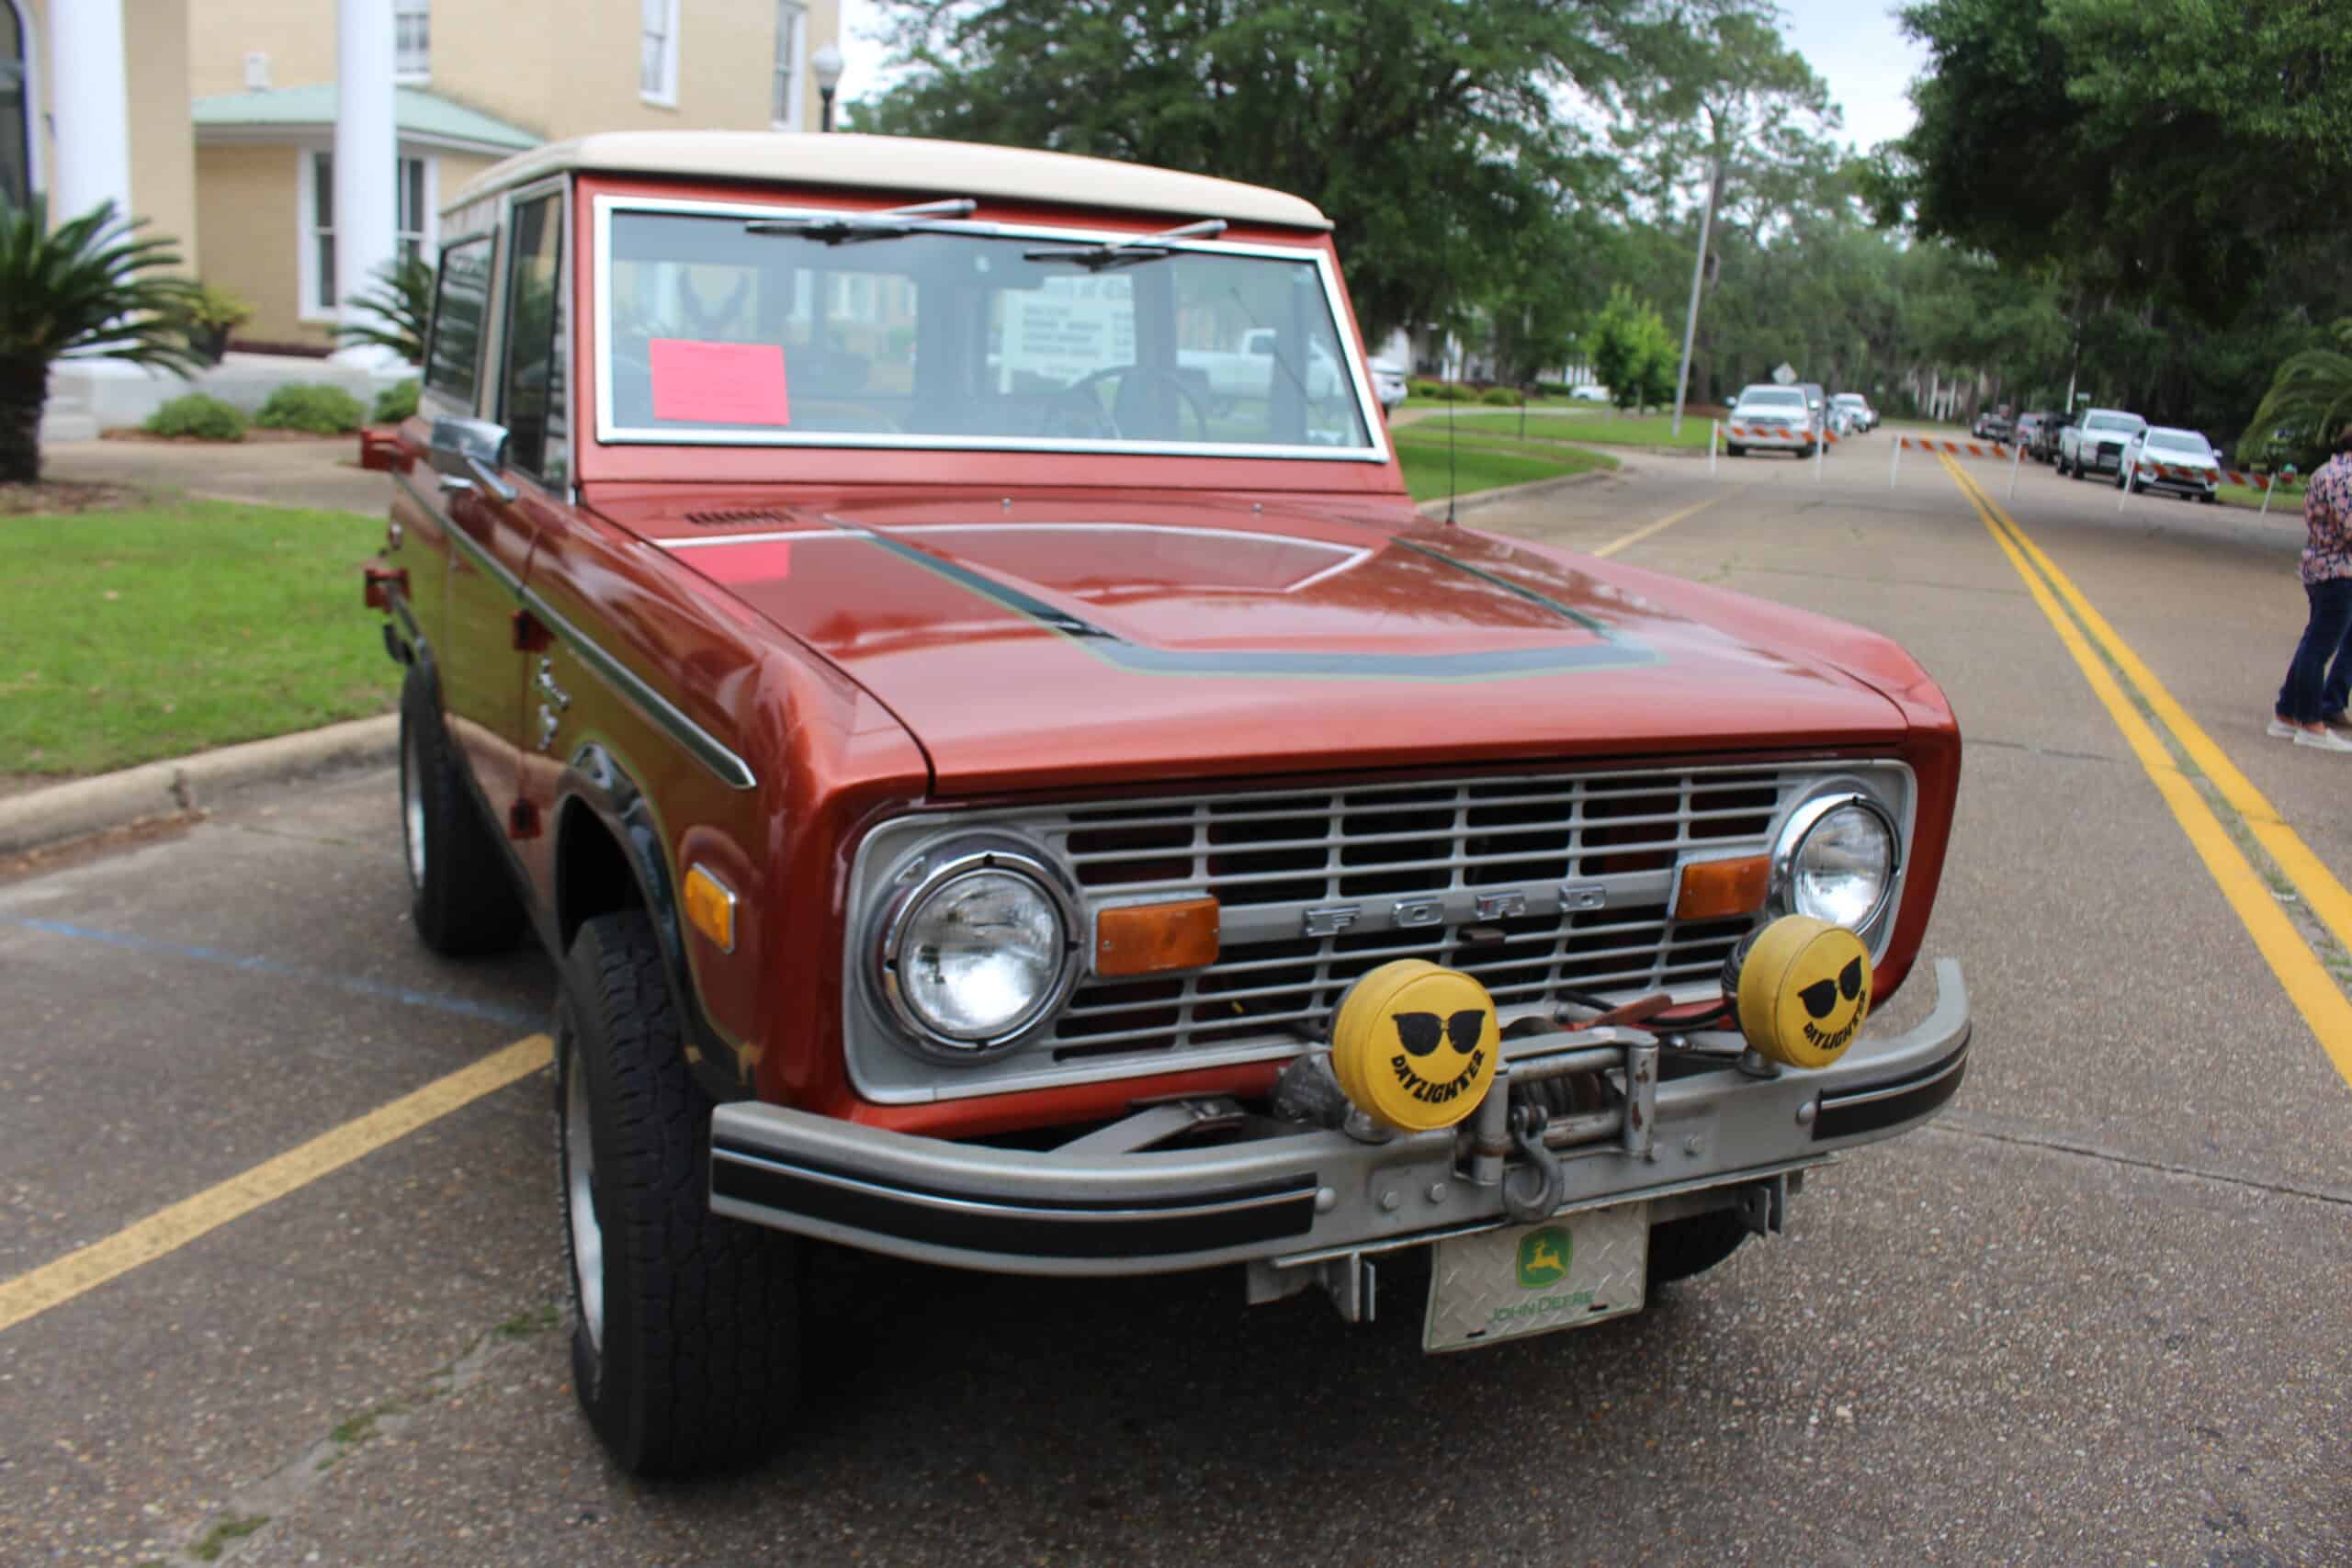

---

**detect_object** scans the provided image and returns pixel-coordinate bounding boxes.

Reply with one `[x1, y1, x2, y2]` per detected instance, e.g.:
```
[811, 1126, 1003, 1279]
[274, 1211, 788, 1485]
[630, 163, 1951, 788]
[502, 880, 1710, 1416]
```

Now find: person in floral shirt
[2271, 426, 2352, 750]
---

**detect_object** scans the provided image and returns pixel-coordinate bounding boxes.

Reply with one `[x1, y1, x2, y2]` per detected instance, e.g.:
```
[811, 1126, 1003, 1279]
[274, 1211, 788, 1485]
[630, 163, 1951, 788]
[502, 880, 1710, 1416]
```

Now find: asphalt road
[3, 440, 2348, 1566]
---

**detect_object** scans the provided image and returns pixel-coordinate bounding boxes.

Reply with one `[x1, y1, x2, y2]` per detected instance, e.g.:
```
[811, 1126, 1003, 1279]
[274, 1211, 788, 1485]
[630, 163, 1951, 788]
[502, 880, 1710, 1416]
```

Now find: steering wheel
[1048, 365, 1214, 442]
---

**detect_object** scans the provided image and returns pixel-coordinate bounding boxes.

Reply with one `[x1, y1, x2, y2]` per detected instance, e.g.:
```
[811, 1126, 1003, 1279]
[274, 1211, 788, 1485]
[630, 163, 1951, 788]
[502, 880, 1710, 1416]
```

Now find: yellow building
[4, 0, 842, 355]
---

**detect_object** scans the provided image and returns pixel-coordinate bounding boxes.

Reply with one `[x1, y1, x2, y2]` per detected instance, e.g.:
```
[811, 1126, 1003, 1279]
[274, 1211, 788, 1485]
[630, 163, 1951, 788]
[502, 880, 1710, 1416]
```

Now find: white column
[332, 0, 398, 364]
[49, 0, 132, 223]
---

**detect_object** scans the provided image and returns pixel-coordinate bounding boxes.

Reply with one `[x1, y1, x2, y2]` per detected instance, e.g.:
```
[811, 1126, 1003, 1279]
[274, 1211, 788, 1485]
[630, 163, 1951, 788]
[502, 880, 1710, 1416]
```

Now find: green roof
[192, 85, 540, 152]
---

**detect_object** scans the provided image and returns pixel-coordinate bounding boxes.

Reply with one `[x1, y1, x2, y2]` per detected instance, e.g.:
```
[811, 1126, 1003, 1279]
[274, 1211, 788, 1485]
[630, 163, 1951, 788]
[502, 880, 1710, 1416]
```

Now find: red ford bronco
[362, 131, 1969, 1476]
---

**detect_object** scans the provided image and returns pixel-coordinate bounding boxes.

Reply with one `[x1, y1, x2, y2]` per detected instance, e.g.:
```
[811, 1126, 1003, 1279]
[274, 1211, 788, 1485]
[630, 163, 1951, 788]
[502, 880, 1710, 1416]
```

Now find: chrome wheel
[564, 1049, 605, 1351]
[401, 728, 427, 893]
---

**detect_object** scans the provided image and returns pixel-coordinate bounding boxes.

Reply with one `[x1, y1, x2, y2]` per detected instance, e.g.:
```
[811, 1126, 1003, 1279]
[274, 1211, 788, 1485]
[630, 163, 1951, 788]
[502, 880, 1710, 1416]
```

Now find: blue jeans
[2277, 577, 2352, 724]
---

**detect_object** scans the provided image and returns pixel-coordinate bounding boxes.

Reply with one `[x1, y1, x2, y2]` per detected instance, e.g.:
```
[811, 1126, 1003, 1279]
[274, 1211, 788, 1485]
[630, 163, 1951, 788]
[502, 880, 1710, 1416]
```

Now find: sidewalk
[39, 435, 393, 516]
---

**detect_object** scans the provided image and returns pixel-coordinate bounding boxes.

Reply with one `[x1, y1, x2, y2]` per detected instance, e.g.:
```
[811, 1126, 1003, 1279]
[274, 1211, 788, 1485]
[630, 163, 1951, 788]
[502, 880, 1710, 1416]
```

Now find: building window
[394, 0, 430, 82]
[0, 0, 29, 209]
[639, 0, 679, 106]
[771, 2, 806, 129]
[304, 151, 434, 318]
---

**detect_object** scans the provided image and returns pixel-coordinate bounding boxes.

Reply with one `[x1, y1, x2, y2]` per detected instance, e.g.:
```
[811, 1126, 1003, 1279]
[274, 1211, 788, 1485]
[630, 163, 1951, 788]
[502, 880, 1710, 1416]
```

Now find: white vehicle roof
[449, 130, 1332, 231]
[1736, 386, 1807, 402]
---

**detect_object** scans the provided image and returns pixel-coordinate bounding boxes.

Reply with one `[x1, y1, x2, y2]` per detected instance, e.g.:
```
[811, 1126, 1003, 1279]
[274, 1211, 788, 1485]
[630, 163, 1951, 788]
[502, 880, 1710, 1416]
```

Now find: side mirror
[427, 415, 517, 502]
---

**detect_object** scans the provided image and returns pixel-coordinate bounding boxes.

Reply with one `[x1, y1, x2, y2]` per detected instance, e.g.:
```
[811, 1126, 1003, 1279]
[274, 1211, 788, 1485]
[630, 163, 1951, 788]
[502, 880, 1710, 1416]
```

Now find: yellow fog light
[683, 863, 738, 954]
[1329, 960, 1500, 1133]
[1734, 915, 1871, 1069]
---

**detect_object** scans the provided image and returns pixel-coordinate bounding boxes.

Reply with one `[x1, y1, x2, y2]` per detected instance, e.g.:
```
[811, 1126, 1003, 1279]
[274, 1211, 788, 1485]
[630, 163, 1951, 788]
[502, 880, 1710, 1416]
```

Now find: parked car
[2058, 408, 2149, 479]
[361, 130, 1971, 1478]
[1831, 392, 1876, 433]
[2030, 412, 2074, 465]
[1724, 383, 1822, 457]
[2012, 412, 2046, 452]
[1366, 358, 1408, 413]
[1800, 382, 1831, 446]
[2118, 425, 2222, 502]
[1568, 383, 1611, 402]
[1971, 408, 2013, 443]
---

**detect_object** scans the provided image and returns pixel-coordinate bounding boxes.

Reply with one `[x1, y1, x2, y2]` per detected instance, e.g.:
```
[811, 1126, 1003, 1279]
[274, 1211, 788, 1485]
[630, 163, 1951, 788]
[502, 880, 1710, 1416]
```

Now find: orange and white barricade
[1887, 432, 2016, 490]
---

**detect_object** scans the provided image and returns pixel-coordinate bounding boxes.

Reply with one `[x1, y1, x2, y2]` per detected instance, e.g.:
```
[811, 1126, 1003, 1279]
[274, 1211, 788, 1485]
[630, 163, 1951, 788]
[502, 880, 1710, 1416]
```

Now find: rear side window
[423, 236, 492, 408]
[499, 192, 568, 482]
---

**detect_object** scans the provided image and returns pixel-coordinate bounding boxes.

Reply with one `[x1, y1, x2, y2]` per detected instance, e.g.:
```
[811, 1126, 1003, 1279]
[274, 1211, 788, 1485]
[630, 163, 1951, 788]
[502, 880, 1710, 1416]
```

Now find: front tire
[398, 666, 525, 955]
[558, 911, 802, 1478]
[1647, 1209, 1750, 1287]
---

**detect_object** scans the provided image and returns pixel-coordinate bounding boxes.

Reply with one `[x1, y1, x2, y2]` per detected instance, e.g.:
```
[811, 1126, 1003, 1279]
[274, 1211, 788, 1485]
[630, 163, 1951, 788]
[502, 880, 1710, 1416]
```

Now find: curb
[0, 715, 398, 857]
[1416, 465, 1616, 517]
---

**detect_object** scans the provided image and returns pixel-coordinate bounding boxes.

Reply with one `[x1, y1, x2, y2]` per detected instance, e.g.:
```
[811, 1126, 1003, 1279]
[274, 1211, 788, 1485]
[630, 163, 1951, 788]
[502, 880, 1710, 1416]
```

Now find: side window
[422, 236, 492, 409]
[499, 193, 567, 483]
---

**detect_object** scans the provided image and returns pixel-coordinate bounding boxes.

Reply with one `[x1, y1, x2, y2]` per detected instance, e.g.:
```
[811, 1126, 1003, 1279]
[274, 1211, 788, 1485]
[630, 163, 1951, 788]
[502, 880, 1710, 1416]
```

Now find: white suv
[1724, 384, 1820, 457]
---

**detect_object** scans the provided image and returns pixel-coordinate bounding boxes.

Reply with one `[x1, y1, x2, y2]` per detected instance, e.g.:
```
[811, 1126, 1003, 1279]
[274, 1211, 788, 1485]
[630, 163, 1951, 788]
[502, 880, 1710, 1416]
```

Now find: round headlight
[880, 852, 1074, 1051]
[1776, 795, 1896, 932]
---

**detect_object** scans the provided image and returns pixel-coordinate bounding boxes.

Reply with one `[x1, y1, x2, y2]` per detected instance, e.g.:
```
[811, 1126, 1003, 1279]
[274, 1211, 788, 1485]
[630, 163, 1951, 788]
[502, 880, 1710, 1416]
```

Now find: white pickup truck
[1181, 327, 1347, 407]
[2058, 408, 2148, 480]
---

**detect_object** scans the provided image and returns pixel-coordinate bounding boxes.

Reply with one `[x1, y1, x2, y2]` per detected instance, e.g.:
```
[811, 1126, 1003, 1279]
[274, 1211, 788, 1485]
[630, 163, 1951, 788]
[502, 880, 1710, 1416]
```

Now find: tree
[2240, 320, 2352, 468]
[0, 197, 204, 484]
[334, 255, 435, 365]
[854, 0, 1708, 346]
[1874, 0, 2352, 319]
[1586, 285, 1676, 411]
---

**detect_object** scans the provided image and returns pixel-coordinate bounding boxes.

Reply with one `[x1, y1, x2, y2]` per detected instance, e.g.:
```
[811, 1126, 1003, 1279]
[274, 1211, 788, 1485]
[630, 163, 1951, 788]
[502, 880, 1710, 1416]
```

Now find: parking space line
[0, 1033, 552, 1336]
[1591, 492, 1730, 558]
[1944, 468, 2352, 963]
[1, 916, 544, 1028]
[1939, 455, 2352, 1091]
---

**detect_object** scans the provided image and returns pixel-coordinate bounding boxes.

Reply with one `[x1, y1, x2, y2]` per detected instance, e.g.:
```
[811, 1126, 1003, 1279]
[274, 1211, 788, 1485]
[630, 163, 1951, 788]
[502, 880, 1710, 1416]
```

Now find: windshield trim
[589, 193, 1391, 463]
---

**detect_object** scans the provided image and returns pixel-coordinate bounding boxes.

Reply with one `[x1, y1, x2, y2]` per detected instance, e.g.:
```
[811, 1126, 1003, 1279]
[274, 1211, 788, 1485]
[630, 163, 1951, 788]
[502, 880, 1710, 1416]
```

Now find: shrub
[1480, 386, 1521, 406]
[142, 393, 248, 441]
[254, 382, 367, 434]
[371, 378, 420, 423]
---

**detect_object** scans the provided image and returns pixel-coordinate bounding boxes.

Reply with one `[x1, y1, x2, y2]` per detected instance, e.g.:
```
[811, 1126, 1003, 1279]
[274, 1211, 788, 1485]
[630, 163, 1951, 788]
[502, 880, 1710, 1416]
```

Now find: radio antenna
[1445, 331, 1459, 525]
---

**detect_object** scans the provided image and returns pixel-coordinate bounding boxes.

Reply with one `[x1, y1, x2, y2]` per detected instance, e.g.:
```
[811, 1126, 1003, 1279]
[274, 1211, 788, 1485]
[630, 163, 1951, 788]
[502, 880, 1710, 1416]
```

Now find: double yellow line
[1941, 455, 2352, 1089]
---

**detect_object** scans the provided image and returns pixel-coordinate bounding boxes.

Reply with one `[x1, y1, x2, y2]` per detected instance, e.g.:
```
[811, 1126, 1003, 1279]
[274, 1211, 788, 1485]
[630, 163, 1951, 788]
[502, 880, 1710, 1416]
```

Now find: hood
[628, 496, 1910, 794]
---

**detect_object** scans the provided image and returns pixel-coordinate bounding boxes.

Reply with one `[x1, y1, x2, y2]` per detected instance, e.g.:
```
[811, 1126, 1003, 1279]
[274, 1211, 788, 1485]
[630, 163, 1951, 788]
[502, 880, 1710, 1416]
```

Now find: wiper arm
[1023, 218, 1227, 271]
[745, 197, 977, 244]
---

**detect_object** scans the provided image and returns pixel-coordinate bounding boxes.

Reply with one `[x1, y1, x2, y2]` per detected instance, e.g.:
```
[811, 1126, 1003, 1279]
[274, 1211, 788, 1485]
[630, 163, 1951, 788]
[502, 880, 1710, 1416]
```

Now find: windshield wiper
[1023, 218, 1227, 271]
[745, 197, 977, 244]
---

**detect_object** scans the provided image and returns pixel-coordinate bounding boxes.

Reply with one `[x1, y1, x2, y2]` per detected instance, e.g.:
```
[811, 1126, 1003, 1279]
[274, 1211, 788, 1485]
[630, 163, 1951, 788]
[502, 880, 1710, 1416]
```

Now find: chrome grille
[844, 761, 1913, 1103]
[1046, 769, 1785, 1059]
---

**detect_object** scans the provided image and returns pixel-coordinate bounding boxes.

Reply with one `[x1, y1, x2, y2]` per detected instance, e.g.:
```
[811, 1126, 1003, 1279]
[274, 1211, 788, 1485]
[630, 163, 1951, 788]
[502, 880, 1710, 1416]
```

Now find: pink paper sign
[648, 338, 791, 426]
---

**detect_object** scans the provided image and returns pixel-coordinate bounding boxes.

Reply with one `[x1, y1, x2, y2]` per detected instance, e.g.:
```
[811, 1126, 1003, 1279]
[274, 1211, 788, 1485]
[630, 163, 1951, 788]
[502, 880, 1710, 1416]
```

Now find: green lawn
[0, 501, 396, 780]
[2219, 479, 2305, 512]
[1393, 432, 1619, 501]
[1414, 410, 1720, 449]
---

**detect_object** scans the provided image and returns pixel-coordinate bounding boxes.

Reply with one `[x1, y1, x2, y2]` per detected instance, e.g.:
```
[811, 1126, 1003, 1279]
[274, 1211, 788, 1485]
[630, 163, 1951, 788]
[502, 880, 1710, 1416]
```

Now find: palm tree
[2240, 318, 2352, 470]
[334, 255, 434, 365]
[0, 196, 206, 484]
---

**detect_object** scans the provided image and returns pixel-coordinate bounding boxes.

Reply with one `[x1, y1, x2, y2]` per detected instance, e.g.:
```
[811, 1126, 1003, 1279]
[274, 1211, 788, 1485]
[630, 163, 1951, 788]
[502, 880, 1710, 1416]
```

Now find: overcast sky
[831, 0, 1927, 154]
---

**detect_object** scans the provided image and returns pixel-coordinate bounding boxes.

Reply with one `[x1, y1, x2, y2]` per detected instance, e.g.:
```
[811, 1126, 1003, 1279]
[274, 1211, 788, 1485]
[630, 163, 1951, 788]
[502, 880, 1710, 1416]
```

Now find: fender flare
[556, 741, 749, 1106]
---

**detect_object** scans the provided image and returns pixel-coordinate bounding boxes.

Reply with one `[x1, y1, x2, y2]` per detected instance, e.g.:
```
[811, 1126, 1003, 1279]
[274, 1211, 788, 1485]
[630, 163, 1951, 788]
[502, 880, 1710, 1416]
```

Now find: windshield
[2085, 413, 2140, 433]
[1739, 389, 1806, 409]
[2147, 430, 2211, 456]
[1833, 395, 1862, 408]
[595, 204, 1376, 457]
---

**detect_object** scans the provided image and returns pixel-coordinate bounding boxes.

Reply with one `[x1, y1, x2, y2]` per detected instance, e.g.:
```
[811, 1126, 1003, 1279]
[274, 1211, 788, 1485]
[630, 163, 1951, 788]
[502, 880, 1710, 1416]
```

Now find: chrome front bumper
[709, 960, 1969, 1277]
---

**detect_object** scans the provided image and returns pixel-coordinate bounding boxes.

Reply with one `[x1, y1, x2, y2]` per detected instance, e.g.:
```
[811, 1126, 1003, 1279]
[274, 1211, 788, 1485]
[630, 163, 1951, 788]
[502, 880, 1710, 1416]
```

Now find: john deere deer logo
[1516, 1226, 1571, 1289]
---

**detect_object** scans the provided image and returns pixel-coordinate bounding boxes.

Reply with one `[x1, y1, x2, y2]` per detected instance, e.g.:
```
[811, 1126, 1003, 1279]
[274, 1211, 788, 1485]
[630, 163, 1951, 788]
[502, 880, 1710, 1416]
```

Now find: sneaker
[2293, 727, 2352, 752]
[2268, 716, 2299, 739]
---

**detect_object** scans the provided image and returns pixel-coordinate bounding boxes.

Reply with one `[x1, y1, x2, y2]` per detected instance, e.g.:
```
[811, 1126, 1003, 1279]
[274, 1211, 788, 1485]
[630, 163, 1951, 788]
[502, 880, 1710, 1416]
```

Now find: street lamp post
[812, 43, 843, 132]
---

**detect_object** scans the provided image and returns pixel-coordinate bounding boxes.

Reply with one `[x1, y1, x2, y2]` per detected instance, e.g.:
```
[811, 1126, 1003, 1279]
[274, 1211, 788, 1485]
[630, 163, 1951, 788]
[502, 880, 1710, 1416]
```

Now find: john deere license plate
[1423, 1202, 1648, 1352]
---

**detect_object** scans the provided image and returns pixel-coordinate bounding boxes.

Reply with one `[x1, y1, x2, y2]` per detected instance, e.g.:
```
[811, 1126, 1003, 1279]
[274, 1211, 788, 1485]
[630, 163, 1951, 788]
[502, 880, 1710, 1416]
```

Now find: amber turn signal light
[1093, 897, 1220, 977]
[1673, 854, 1771, 921]
[683, 863, 738, 953]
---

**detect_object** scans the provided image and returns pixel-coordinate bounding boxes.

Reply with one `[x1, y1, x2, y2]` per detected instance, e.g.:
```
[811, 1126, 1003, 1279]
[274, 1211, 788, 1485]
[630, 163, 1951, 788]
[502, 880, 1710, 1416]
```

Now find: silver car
[2119, 426, 2222, 502]
[1367, 358, 1408, 413]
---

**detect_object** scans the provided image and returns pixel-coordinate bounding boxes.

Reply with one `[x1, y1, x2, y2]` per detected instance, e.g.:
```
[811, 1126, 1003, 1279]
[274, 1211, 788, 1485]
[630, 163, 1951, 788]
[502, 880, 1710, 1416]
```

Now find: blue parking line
[4, 916, 546, 1029]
